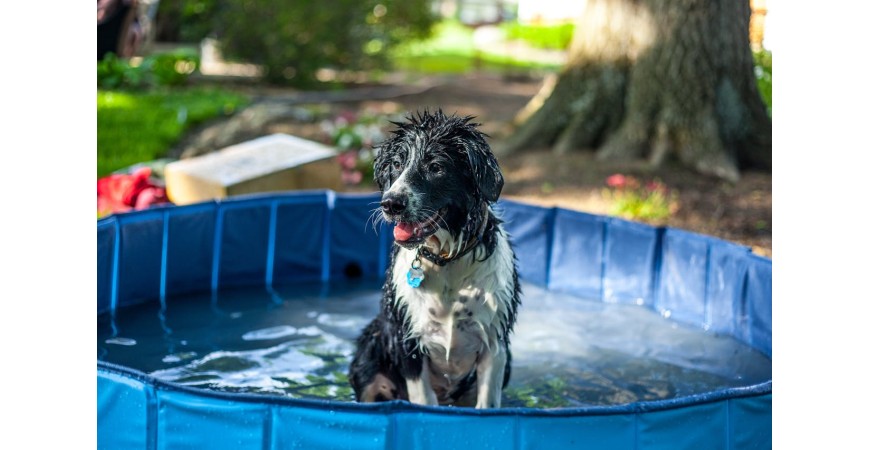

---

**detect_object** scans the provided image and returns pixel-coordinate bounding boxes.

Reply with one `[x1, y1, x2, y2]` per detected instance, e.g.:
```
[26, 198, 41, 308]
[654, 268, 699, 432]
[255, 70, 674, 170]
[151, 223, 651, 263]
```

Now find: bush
[155, 0, 217, 43]
[98, 48, 200, 89]
[753, 49, 772, 116]
[319, 109, 396, 186]
[149, 48, 200, 86]
[210, 0, 436, 85]
[602, 174, 679, 223]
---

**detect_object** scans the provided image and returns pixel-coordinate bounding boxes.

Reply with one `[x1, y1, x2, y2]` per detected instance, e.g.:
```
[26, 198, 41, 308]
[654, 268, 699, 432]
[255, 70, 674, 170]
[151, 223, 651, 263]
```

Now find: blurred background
[97, 0, 772, 257]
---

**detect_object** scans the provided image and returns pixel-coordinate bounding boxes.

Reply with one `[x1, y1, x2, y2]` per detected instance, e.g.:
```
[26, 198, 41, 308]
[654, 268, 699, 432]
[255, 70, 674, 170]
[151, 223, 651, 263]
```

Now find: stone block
[164, 134, 343, 205]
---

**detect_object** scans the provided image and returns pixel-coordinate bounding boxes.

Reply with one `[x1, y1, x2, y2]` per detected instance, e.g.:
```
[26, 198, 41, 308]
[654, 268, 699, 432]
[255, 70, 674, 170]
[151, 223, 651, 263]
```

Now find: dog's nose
[380, 196, 407, 215]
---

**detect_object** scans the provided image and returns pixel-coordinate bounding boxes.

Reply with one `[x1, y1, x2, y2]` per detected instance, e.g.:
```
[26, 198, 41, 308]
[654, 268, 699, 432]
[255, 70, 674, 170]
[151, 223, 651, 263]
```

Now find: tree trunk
[499, 0, 771, 182]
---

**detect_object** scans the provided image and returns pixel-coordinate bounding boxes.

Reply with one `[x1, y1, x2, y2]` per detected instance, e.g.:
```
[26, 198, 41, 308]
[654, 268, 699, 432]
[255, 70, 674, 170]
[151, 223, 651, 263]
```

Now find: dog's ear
[465, 140, 504, 203]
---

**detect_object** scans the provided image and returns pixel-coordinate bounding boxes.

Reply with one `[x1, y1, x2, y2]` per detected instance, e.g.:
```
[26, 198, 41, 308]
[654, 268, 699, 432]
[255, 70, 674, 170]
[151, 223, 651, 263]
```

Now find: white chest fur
[392, 227, 516, 385]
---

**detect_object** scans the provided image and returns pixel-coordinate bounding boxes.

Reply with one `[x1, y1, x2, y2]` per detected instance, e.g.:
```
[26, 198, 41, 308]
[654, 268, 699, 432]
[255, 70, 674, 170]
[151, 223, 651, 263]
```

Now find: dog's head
[374, 110, 504, 255]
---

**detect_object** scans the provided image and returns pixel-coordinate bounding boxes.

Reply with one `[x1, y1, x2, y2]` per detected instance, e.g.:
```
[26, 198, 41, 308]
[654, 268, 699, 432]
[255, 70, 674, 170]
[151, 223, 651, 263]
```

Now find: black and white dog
[348, 110, 521, 408]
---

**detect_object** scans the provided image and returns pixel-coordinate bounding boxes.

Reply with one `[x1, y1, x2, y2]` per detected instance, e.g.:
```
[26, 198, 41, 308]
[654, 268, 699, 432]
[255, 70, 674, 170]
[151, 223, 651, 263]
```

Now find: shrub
[98, 53, 148, 89]
[148, 48, 200, 86]
[97, 48, 200, 89]
[753, 49, 772, 116]
[210, 0, 436, 85]
[319, 109, 395, 186]
[155, 0, 217, 43]
[603, 174, 679, 222]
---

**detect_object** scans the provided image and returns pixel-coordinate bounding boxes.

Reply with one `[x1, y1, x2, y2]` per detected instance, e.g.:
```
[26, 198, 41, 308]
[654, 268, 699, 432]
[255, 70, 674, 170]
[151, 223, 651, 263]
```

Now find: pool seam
[211, 204, 225, 295]
[265, 200, 278, 289]
[111, 218, 120, 314]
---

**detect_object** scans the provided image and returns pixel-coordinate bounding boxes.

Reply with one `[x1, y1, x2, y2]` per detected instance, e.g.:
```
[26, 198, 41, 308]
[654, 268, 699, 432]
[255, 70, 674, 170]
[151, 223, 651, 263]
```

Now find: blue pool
[97, 191, 771, 449]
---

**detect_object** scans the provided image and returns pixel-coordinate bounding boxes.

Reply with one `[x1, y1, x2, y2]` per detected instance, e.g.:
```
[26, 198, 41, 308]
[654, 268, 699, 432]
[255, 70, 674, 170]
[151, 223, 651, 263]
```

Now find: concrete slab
[164, 133, 343, 205]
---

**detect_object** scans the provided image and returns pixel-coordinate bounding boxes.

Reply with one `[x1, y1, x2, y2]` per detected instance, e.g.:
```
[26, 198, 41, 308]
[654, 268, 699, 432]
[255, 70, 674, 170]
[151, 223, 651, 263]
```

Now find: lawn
[392, 20, 563, 74]
[97, 87, 248, 177]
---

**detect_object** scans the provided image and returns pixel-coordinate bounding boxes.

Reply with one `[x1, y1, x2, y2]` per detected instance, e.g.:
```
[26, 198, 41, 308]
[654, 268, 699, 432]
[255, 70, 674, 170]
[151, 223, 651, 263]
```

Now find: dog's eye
[391, 160, 402, 171]
[429, 163, 443, 174]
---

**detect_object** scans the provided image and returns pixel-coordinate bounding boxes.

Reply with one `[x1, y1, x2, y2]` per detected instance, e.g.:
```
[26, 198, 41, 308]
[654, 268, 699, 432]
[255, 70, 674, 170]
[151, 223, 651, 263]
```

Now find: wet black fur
[348, 110, 521, 405]
[373, 110, 503, 254]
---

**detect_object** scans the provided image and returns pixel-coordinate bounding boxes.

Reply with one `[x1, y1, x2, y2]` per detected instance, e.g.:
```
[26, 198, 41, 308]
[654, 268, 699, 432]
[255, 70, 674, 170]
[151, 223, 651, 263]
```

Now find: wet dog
[348, 110, 521, 408]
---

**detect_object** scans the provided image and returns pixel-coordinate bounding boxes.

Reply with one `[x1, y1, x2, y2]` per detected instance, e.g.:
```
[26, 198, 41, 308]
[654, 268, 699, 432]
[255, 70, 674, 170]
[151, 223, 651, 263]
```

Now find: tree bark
[499, 0, 772, 182]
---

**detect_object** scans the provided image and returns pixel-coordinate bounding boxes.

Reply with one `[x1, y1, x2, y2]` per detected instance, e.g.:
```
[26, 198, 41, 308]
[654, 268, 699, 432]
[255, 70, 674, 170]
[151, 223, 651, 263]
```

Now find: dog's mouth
[392, 208, 446, 247]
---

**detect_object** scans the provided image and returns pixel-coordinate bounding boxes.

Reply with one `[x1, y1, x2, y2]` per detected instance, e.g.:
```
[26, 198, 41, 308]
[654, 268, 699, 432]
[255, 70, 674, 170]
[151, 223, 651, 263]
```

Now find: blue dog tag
[407, 256, 424, 288]
[407, 267, 424, 288]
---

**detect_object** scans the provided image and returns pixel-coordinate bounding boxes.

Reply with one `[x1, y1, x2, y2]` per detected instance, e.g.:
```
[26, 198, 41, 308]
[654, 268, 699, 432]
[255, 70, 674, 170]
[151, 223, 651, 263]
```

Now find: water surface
[97, 280, 771, 408]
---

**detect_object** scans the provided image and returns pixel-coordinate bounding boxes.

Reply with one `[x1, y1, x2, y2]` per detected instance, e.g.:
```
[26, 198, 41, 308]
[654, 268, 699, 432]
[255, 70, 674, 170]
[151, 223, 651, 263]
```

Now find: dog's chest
[392, 246, 513, 381]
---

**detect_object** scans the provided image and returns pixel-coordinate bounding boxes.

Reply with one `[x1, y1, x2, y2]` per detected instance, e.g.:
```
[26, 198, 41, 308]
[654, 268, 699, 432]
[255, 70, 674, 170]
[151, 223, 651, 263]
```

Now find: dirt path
[189, 73, 772, 257]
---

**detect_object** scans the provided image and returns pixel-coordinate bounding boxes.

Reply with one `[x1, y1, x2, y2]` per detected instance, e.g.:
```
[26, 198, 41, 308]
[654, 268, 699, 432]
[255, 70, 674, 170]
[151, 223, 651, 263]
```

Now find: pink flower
[646, 180, 666, 193]
[341, 170, 363, 185]
[337, 110, 357, 124]
[606, 174, 626, 188]
[336, 150, 358, 170]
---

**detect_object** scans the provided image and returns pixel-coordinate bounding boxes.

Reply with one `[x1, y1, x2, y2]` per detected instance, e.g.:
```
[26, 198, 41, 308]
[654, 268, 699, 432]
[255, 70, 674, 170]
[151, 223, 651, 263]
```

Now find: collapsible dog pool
[97, 191, 771, 449]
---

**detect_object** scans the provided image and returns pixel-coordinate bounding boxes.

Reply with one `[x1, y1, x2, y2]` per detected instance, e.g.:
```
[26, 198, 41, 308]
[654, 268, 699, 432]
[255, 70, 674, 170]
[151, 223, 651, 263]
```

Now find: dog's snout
[380, 196, 407, 215]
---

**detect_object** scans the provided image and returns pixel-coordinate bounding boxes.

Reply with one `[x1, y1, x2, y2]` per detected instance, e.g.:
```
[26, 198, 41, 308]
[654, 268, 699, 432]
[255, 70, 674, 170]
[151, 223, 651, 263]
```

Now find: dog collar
[417, 208, 489, 267]
[418, 239, 480, 267]
[407, 236, 481, 287]
[406, 208, 489, 287]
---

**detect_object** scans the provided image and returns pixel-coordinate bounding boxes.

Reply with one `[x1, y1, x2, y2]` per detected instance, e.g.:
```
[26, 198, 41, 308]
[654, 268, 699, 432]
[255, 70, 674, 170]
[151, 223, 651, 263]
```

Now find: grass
[97, 87, 249, 177]
[393, 53, 561, 74]
[391, 20, 562, 74]
[501, 22, 575, 50]
[392, 20, 477, 59]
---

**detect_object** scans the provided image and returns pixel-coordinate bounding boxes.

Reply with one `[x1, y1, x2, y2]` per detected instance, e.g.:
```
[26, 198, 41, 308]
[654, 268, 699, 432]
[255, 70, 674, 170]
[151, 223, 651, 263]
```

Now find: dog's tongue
[393, 222, 418, 242]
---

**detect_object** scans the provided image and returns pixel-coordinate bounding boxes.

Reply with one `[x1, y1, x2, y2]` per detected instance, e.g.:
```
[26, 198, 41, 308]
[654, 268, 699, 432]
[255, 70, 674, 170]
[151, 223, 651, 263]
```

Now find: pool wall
[98, 191, 772, 449]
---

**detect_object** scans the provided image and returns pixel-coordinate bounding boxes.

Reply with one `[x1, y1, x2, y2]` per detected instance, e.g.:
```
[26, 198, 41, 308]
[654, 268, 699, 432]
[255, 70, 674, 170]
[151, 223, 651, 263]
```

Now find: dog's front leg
[475, 346, 507, 409]
[406, 357, 438, 405]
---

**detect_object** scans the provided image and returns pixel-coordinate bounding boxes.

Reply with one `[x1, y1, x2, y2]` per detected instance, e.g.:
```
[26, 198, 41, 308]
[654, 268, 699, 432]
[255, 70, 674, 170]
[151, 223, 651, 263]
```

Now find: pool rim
[98, 360, 771, 417]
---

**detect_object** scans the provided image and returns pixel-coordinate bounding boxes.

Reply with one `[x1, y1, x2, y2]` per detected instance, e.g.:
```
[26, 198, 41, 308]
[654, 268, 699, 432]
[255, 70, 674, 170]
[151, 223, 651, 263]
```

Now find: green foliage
[149, 48, 200, 86]
[97, 88, 248, 177]
[603, 174, 679, 223]
[155, 0, 217, 43]
[97, 53, 147, 89]
[209, 0, 436, 85]
[753, 49, 772, 116]
[98, 48, 200, 89]
[320, 109, 396, 186]
[501, 22, 575, 50]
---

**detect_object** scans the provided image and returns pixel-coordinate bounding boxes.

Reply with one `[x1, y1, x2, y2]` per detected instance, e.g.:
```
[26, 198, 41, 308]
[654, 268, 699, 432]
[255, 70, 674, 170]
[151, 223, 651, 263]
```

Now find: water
[97, 280, 771, 409]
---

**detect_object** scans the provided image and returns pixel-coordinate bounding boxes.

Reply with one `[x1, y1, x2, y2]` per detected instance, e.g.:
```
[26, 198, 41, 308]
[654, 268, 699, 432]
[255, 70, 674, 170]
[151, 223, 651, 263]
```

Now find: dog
[348, 110, 521, 409]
